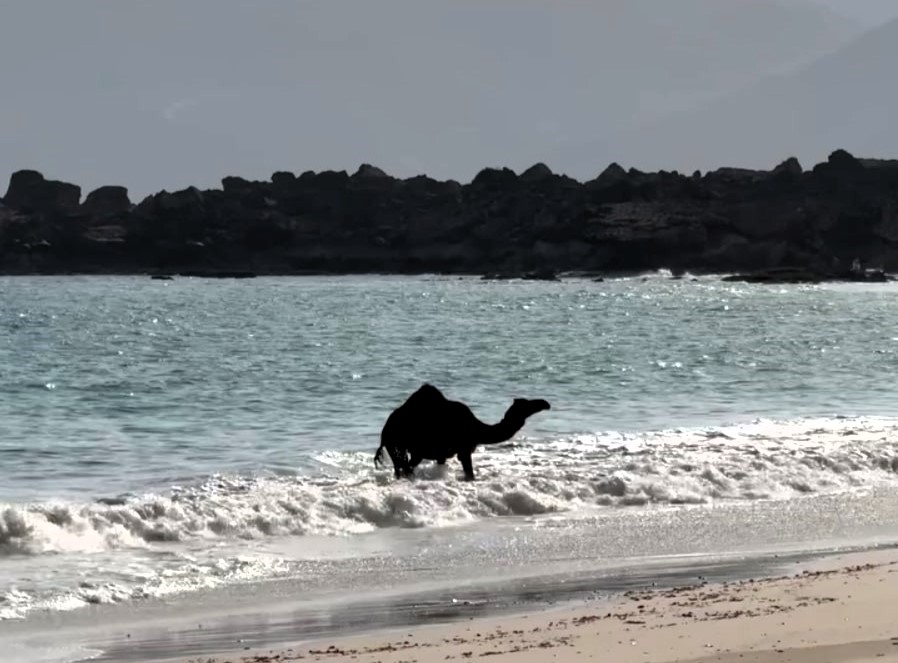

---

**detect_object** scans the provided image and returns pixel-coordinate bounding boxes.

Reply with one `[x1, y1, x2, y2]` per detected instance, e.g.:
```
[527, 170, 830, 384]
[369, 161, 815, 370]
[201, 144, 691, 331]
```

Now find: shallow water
[2, 274, 898, 625]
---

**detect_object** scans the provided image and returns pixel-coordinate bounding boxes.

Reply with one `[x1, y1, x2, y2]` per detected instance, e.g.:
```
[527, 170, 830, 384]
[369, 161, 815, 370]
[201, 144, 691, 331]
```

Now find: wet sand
[162, 549, 898, 663]
[2, 485, 896, 663]
[52, 544, 898, 663]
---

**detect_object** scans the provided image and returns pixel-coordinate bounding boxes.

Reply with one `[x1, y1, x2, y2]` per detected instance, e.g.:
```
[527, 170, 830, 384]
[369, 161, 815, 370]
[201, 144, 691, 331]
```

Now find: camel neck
[481, 415, 525, 445]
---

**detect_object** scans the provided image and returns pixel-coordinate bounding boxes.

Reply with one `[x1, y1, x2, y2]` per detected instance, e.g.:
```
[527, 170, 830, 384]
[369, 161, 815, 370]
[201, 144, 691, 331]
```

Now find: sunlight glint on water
[2, 274, 898, 620]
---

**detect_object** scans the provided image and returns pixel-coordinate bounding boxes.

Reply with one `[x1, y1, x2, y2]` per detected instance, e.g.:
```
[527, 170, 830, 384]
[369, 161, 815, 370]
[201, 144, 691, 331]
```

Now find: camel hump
[383, 384, 451, 429]
[409, 383, 447, 403]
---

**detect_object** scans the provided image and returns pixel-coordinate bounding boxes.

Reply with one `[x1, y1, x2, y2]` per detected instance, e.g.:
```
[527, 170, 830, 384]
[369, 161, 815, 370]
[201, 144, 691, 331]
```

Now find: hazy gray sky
[0, 1, 895, 199]
[804, 0, 897, 24]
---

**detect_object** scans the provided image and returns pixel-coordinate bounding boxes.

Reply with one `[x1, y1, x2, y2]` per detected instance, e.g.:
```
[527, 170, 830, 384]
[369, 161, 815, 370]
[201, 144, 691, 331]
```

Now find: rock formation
[1, 150, 898, 280]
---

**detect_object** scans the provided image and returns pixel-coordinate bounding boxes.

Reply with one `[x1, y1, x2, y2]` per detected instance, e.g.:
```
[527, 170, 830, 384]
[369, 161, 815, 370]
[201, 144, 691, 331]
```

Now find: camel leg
[458, 452, 475, 481]
[385, 448, 402, 479]
[403, 453, 423, 479]
[386, 445, 413, 479]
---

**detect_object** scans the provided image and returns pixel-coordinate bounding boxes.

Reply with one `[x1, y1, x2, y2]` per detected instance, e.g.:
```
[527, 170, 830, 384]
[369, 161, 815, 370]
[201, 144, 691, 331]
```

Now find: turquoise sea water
[2, 273, 898, 628]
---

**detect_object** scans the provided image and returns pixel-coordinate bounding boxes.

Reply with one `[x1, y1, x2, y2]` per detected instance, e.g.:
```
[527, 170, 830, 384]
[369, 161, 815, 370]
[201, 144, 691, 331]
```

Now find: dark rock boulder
[222, 176, 260, 196]
[709, 167, 765, 180]
[760, 157, 805, 195]
[721, 266, 827, 284]
[271, 171, 296, 190]
[858, 158, 898, 170]
[349, 165, 395, 195]
[827, 148, 862, 171]
[585, 163, 636, 203]
[82, 186, 131, 217]
[220, 176, 271, 211]
[727, 201, 807, 239]
[699, 168, 752, 194]
[520, 162, 554, 183]
[589, 163, 628, 188]
[471, 167, 518, 190]
[771, 157, 803, 178]
[587, 164, 699, 203]
[311, 170, 350, 190]
[481, 269, 560, 281]
[352, 163, 391, 180]
[812, 149, 865, 183]
[157, 187, 205, 213]
[134, 187, 207, 232]
[703, 235, 790, 271]
[4, 170, 81, 213]
[401, 175, 462, 197]
[875, 200, 898, 242]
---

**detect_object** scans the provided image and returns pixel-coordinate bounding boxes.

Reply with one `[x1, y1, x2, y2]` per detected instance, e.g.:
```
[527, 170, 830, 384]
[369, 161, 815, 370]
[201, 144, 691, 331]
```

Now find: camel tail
[374, 444, 386, 468]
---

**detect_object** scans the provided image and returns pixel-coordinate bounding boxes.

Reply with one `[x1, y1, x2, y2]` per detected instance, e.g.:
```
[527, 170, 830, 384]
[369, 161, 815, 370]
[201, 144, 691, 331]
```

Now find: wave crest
[2, 416, 898, 558]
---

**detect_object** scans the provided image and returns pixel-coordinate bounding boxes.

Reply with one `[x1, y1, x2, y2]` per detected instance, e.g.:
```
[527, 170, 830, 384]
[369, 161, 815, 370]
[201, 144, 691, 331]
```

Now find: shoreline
[7, 481, 898, 662]
[6, 421, 898, 657]
[0, 270, 894, 286]
[152, 546, 898, 663]
[59, 541, 898, 663]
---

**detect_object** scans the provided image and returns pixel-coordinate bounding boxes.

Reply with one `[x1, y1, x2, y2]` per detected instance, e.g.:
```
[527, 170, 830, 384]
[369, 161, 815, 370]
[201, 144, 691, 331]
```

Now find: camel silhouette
[374, 384, 551, 481]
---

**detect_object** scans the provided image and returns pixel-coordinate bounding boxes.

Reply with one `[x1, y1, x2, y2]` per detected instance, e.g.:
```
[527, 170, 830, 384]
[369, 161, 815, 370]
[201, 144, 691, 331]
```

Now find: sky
[804, 0, 897, 24]
[1, 0, 897, 200]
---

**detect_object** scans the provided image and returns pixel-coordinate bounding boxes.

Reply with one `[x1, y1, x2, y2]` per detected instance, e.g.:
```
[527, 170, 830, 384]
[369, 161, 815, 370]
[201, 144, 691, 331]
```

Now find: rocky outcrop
[82, 186, 131, 217]
[2, 150, 898, 279]
[3, 170, 81, 213]
[519, 162, 554, 183]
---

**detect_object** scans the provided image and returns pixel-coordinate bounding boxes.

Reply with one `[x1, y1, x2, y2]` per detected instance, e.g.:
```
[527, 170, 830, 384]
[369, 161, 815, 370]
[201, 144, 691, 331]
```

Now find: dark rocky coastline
[2, 150, 898, 283]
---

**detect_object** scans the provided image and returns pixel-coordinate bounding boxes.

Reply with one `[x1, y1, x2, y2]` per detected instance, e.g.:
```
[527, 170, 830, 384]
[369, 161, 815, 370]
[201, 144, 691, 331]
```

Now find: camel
[373, 384, 551, 481]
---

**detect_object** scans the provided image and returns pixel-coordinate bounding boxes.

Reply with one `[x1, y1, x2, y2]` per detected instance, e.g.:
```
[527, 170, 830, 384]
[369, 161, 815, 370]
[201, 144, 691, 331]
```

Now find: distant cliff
[2, 150, 898, 279]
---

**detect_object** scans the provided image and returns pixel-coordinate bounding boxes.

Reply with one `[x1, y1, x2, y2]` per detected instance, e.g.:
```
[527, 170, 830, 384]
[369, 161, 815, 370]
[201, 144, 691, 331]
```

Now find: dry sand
[182, 549, 898, 663]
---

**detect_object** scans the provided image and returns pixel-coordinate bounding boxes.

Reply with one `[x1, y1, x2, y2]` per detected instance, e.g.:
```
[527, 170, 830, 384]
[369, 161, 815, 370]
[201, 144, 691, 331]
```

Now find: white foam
[1, 641, 103, 663]
[0, 551, 293, 621]
[4, 415, 898, 557]
[2, 415, 898, 620]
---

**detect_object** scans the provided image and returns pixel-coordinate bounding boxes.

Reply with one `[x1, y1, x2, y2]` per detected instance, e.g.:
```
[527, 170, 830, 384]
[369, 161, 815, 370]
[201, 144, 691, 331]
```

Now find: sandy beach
[179, 549, 898, 663]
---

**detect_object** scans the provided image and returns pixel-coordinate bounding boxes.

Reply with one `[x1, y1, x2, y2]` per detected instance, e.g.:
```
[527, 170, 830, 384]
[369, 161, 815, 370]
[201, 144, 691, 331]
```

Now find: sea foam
[2, 415, 898, 620]
[2, 415, 897, 557]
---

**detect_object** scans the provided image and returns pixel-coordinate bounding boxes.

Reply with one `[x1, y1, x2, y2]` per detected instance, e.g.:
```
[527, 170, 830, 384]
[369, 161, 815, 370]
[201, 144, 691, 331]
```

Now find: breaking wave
[0, 553, 292, 620]
[3, 415, 898, 621]
[3, 415, 898, 558]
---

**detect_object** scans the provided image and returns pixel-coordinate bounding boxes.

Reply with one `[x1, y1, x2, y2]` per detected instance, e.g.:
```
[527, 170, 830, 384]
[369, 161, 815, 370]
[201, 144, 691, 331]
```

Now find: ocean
[2, 273, 898, 659]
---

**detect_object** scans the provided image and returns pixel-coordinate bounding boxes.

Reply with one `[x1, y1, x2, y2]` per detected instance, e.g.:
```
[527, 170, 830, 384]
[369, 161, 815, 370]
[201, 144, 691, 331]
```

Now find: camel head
[506, 397, 551, 422]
